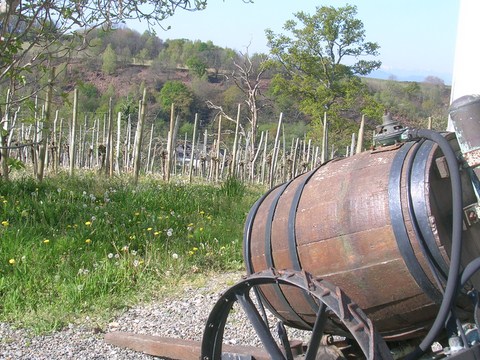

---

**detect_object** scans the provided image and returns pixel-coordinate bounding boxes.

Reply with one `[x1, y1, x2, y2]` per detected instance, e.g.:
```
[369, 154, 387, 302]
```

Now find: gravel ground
[0, 271, 311, 360]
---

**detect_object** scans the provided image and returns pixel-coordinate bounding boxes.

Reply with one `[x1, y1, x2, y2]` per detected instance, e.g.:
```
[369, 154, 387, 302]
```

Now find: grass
[0, 171, 263, 333]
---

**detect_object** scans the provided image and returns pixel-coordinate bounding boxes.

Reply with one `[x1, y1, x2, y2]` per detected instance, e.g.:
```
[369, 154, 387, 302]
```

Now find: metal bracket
[464, 203, 480, 227]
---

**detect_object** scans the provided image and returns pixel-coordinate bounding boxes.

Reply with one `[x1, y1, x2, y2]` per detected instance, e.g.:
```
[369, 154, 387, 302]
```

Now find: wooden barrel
[243, 135, 480, 340]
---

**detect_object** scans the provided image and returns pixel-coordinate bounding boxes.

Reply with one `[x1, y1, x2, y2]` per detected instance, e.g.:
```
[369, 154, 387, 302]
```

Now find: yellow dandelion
[1, 220, 9, 227]
[188, 251, 194, 256]
[147, 227, 152, 231]
[192, 247, 198, 251]
[2, 200, 7, 204]
[199, 211, 205, 215]
[85, 239, 92, 244]
[8, 258, 15, 265]
[207, 215, 212, 221]
[134, 212, 140, 216]
[43, 239, 50, 244]
[154, 231, 160, 236]
[199, 227, 204, 232]
[85, 221, 92, 226]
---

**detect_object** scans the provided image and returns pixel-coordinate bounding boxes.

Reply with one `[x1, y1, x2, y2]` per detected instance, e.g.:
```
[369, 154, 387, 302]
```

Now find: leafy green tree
[141, 31, 164, 59]
[157, 39, 189, 68]
[77, 83, 101, 114]
[102, 44, 117, 75]
[266, 4, 381, 145]
[186, 56, 207, 78]
[136, 48, 150, 65]
[158, 81, 194, 118]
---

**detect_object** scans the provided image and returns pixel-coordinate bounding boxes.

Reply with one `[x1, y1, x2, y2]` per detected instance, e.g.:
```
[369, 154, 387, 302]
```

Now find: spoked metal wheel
[201, 268, 392, 360]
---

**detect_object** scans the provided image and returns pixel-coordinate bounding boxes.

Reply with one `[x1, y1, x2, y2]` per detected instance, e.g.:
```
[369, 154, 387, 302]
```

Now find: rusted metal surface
[450, 95, 480, 168]
[244, 137, 480, 340]
[104, 332, 273, 360]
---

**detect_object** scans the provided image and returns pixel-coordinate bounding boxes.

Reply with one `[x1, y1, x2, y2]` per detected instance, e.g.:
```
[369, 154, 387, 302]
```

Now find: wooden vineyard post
[350, 133, 356, 157]
[108, 101, 114, 177]
[69, 88, 78, 177]
[292, 138, 299, 179]
[146, 123, 154, 174]
[215, 115, 222, 182]
[166, 103, 175, 182]
[189, 114, 198, 183]
[356, 114, 365, 154]
[133, 89, 146, 185]
[58, 118, 64, 169]
[321, 112, 328, 164]
[260, 130, 268, 185]
[115, 112, 122, 174]
[182, 132, 188, 176]
[52, 111, 58, 173]
[37, 67, 54, 181]
[230, 104, 241, 178]
[0, 91, 9, 181]
[250, 131, 264, 183]
[269, 112, 282, 188]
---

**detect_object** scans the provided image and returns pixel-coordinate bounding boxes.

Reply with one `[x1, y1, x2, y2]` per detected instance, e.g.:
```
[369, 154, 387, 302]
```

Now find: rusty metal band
[287, 167, 324, 314]
[242, 184, 294, 327]
[265, 180, 294, 268]
[287, 168, 320, 271]
[243, 184, 279, 275]
[410, 140, 449, 282]
[389, 141, 443, 304]
[263, 179, 312, 328]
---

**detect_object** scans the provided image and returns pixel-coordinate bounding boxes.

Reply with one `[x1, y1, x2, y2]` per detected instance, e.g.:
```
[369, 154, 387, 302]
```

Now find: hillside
[62, 56, 452, 134]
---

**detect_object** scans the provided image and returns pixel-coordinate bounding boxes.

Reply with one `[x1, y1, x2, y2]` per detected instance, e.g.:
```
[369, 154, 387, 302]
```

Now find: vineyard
[2, 85, 371, 187]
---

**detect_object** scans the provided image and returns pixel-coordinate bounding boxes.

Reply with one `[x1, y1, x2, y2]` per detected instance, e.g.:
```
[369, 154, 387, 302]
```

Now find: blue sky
[130, 1, 460, 83]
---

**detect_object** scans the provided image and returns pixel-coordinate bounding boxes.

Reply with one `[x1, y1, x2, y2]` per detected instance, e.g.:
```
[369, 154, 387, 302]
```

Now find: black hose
[405, 129, 464, 360]
[460, 258, 480, 288]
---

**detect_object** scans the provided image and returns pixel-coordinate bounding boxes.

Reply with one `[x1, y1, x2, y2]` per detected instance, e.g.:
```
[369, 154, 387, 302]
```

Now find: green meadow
[0, 173, 262, 333]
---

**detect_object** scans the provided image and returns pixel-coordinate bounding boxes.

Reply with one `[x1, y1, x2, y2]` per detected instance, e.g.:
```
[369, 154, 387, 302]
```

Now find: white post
[448, 0, 480, 130]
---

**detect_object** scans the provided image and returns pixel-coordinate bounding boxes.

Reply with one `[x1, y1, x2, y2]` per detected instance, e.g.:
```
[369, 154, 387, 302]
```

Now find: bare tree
[229, 50, 269, 153]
